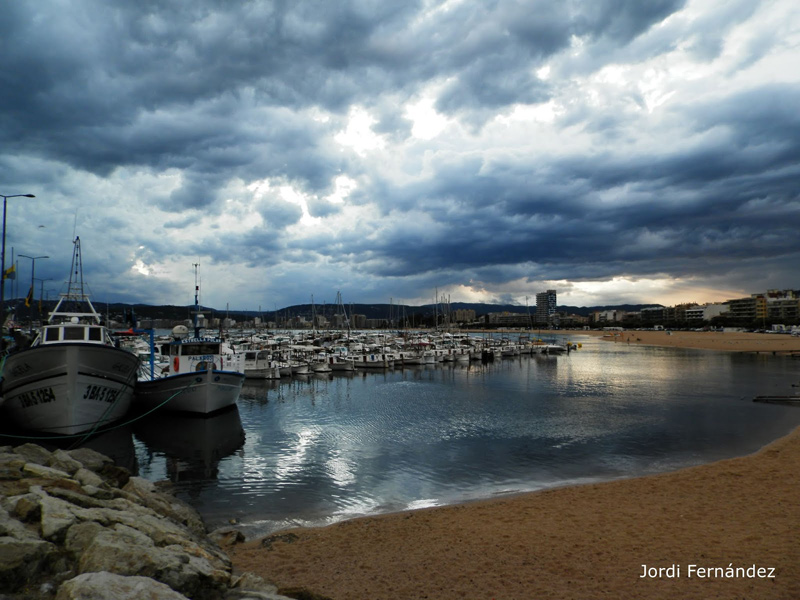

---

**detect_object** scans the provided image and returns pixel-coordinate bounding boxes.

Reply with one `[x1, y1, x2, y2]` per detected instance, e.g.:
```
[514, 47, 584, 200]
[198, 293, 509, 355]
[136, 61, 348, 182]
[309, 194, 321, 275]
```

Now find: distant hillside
[13, 299, 662, 323]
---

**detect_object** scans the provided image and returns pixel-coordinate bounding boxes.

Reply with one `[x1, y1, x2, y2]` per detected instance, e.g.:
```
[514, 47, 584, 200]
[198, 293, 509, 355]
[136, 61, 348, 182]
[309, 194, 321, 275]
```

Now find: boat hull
[244, 366, 281, 379]
[1, 344, 139, 435]
[135, 369, 245, 415]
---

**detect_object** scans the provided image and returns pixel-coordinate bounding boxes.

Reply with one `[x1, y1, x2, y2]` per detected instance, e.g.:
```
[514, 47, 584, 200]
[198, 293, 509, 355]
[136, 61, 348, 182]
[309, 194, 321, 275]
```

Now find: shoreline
[575, 329, 800, 354]
[228, 332, 800, 599]
[454, 328, 800, 354]
[229, 423, 800, 599]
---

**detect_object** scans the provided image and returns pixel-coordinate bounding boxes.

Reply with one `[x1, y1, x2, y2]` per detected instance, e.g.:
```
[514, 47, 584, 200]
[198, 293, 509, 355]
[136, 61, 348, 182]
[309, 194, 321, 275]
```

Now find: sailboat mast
[193, 263, 200, 338]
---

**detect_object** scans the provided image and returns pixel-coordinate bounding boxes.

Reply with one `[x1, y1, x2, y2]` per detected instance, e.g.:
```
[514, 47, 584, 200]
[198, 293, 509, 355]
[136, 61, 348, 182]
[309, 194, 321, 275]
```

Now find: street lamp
[0, 193, 36, 333]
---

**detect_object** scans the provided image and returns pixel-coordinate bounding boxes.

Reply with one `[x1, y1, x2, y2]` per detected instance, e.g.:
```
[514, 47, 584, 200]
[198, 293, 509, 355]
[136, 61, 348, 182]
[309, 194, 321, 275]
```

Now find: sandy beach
[229, 330, 800, 600]
[584, 328, 800, 354]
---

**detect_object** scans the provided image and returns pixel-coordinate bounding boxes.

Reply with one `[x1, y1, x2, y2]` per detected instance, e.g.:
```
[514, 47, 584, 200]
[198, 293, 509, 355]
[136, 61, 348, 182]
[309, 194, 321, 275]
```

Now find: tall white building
[536, 289, 557, 324]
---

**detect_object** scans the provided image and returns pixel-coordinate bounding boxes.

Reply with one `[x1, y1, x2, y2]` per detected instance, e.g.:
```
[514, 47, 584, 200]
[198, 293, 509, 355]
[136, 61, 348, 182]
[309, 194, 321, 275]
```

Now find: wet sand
[229, 330, 800, 599]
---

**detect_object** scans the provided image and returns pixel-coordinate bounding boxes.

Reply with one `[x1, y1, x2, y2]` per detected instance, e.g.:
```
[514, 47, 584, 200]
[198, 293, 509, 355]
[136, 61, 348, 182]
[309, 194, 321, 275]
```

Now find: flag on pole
[24, 285, 33, 307]
[3, 264, 15, 280]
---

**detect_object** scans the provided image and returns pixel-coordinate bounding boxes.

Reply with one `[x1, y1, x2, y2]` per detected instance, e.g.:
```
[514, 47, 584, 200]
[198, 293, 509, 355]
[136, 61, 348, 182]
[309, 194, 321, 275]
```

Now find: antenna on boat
[49, 236, 101, 324]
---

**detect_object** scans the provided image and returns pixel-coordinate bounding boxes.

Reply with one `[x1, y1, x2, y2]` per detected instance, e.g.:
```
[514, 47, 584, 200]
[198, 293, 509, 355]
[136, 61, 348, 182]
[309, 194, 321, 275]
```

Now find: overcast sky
[2, 0, 798, 311]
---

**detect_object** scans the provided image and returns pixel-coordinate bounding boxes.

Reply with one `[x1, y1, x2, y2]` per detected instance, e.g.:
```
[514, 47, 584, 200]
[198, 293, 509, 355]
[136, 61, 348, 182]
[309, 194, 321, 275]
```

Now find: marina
[114, 334, 800, 539]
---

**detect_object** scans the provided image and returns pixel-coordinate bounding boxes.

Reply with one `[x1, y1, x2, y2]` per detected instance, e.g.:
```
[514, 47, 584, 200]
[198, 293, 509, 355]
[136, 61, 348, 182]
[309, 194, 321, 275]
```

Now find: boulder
[49, 450, 84, 476]
[12, 443, 54, 468]
[65, 447, 113, 472]
[73, 467, 105, 489]
[78, 524, 230, 599]
[0, 452, 26, 480]
[0, 443, 295, 600]
[0, 536, 58, 592]
[56, 571, 191, 600]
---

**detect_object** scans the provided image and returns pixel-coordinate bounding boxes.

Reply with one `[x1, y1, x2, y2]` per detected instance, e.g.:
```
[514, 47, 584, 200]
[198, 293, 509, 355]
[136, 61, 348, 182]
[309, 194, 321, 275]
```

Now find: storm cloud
[1, 0, 797, 310]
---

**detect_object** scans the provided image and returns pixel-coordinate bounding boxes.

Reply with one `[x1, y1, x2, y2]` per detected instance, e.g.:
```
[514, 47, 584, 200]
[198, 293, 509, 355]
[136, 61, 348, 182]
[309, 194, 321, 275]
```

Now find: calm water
[120, 335, 800, 537]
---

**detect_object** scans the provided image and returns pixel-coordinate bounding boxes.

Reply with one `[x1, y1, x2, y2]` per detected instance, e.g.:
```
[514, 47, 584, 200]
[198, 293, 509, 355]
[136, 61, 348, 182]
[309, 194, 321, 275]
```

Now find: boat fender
[173, 356, 179, 373]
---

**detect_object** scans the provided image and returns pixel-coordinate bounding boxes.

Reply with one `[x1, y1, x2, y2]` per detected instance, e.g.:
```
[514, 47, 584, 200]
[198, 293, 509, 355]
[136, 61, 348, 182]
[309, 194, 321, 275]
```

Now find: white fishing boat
[326, 354, 355, 372]
[242, 349, 281, 379]
[1, 237, 139, 435]
[351, 351, 394, 368]
[134, 267, 245, 415]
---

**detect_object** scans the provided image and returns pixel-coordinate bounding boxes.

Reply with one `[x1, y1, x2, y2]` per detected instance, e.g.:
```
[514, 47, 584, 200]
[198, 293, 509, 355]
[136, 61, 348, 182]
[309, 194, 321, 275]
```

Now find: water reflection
[134, 406, 245, 482]
[131, 336, 800, 537]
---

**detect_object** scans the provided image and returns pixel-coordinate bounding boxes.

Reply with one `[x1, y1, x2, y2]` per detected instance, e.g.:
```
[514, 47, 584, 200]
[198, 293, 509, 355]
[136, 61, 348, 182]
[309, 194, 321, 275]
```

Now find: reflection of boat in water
[133, 406, 245, 481]
[240, 378, 280, 402]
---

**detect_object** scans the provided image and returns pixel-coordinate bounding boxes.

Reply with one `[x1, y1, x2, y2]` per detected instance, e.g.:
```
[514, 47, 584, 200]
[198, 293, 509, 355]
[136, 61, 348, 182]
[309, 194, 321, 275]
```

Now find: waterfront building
[640, 306, 666, 324]
[592, 309, 626, 323]
[685, 303, 729, 322]
[726, 295, 767, 322]
[766, 297, 800, 322]
[535, 290, 557, 325]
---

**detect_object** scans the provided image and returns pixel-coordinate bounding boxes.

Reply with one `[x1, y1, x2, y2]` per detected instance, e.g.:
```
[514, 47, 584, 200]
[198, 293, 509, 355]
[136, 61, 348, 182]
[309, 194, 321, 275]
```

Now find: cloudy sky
[2, 0, 798, 311]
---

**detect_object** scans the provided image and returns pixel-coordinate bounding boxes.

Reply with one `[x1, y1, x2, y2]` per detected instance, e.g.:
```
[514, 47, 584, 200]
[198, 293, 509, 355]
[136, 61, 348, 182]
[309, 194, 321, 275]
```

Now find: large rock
[0, 503, 39, 540]
[0, 535, 59, 592]
[57, 571, 191, 600]
[65, 447, 114, 472]
[0, 443, 292, 600]
[0, 452, 26, 480]
[122, 477, 206, 536]
[78, 524, 230, 599]
[73, 467, 105, 489]
[12, 443, 55, 468]
[49, 450, 84, 476]
[35, 490, 81, 542]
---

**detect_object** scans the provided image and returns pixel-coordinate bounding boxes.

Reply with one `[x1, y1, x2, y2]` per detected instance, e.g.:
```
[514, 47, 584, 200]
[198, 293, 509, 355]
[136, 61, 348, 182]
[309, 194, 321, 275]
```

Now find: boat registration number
[83, 385, 119, 403]
[18, 387, 56, 408]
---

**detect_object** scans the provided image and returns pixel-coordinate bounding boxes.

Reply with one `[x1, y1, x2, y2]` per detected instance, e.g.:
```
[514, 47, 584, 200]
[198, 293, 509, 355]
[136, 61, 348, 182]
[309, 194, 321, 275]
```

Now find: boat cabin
[164, 337, 230, 373]
[33, 321, 113, 347]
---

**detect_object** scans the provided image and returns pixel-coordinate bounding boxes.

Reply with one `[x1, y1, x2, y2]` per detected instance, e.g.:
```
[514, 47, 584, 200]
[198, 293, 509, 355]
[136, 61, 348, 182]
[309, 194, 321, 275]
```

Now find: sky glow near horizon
[1, 0, 798, 311]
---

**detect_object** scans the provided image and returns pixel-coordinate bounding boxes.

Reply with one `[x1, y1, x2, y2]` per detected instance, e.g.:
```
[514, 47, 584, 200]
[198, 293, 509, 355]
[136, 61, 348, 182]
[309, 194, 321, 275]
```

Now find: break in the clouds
[1, 0, 798, 310]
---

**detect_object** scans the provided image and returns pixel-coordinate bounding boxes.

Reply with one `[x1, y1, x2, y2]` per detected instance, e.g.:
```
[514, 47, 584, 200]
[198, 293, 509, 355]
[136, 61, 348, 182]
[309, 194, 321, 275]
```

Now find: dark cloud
[1, 0, 797, 308]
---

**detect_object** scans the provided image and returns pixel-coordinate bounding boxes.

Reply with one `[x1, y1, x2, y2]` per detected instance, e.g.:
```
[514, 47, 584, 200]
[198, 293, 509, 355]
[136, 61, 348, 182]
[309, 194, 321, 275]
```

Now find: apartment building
[535, 290, 557, 324]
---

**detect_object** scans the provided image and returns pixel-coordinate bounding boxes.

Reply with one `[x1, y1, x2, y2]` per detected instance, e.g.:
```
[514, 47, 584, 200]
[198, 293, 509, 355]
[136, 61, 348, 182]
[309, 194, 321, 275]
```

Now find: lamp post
[0, 193, 36, 333]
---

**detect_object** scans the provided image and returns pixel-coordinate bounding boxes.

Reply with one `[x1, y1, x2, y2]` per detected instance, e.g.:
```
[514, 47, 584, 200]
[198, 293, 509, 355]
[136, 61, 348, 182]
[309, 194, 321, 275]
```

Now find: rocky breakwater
[0, 443, 295, 600]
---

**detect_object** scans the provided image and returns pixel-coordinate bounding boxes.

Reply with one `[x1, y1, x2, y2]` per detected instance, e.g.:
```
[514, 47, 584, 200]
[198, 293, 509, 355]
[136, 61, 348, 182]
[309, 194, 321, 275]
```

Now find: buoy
[173, 356, 180, 372]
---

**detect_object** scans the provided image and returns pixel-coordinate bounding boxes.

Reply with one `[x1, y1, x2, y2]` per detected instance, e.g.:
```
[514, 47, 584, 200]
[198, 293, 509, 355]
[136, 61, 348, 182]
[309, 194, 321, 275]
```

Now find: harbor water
[10, 335, 788, 537]
[78, 335, 800, 537]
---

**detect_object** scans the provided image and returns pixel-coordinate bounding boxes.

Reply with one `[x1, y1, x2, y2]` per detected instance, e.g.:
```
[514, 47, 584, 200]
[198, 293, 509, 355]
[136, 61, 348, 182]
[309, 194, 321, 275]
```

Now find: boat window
[63, 327, 85, 341]
[180, 343, 220, 355]
[88, 328, 102, 341]
[245, 352, 257, 359]
[45, 327, 61, 342]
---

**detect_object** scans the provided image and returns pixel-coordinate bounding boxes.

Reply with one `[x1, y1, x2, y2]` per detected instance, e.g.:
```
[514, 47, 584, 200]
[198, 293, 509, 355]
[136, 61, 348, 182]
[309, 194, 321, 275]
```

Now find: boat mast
[336, 291, 350, 336]
[49, 236, 101, 324]
[193, 262, 200, 338]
